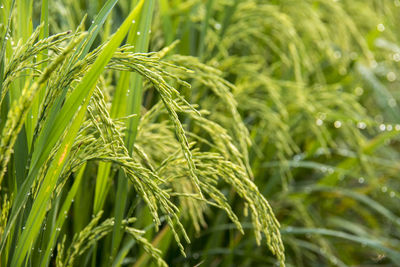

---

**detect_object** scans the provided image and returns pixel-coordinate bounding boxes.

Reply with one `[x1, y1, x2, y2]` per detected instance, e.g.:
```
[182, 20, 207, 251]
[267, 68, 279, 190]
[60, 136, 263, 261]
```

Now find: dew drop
[390, 191, 396, 198]
[132, 20, 136, 24]
[393, 53, 400, 62]
[381, 186, 388, 192]
[395, 124, 400, 131]
[137, 31, 141, 35]
[357, 121, 366, 129]
[215, 23, 221, 30]
[350, 52, 358, 60]
[0, 5, 3, 8]
[333, 51, 342, 59]
[334, 121, 342, 128]
[388, 98, 397, 107]
[22, 226, 25, 230]
[377, 23, 385, 32]
[379, 124, 386, 131]
[355, 87, 364, 96]
[387, 72, 397, 82]
[318, 112, 327, 120]
[316, 119, 323, 126]
[91, 20, 94, 24]
[358, 177, 365, 184]
[293, 154, 302, 161]
[387, 124, 393, 131]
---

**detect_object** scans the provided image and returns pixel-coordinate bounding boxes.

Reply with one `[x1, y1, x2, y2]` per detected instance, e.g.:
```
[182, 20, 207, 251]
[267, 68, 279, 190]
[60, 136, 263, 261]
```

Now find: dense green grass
[1, 0, 400, 266]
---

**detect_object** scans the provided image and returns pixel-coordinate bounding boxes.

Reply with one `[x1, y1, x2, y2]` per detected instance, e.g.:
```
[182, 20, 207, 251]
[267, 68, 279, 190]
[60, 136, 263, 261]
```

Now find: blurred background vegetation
[1, 0, 400, 266]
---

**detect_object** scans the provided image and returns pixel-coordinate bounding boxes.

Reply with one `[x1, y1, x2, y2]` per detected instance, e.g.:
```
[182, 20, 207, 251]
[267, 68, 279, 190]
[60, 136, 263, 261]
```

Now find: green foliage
[1, 0, 400, 266]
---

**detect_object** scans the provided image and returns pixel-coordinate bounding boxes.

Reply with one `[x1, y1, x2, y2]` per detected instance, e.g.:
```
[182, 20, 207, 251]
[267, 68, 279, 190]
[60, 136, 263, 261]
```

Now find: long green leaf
[0, 31, 84, 255]
[10, 2, 145, 264]
[39, 163, 86, 267]
[282, 227, 400, 262]
[111, 0, 155, 262]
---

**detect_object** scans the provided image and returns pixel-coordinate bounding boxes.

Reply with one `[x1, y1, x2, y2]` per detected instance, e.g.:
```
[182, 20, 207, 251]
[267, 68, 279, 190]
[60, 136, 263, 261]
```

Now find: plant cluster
[0, 0, 400, 266]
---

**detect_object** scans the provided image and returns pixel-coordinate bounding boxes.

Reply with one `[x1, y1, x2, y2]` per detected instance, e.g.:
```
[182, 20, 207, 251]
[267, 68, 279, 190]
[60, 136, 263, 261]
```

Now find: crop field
[0, 0, 400, 266]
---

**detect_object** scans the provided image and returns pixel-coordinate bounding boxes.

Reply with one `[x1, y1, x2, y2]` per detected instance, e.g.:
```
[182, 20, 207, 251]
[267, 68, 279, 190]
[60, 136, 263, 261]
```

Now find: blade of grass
[0, 32, 87, 261]
[281, 227, 400, 262]
[0, 0, 25, 195]
[198, 0, 213, 58]
[39, 163, 86, 267]
[11, 77, 90, 266]
[30, 0, 49, 151]
[0, 0, 16, 96]
[110, 0, 155, 262]
[357, 63, 400, 122]
[159, 0, 174, 45]
[0, 30, 79, 201]
[75, 0, 119, 60]
[7, 3, 145, 263]
[93, 0, 142, 214]
[319, 130, 400, 185]
[28, 0, 142, 206]
[16, 0, 34, 146]
[133, 224, 172, 267]
[112, 239, 136, 267]
[92, 0, 153, 263]
[299, 186, 400, 227]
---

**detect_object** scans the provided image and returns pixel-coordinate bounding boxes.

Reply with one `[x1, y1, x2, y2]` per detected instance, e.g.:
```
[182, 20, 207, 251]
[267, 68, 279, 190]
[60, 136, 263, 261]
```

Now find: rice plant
[0, 0, 400, 266]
